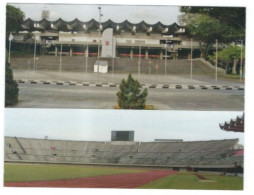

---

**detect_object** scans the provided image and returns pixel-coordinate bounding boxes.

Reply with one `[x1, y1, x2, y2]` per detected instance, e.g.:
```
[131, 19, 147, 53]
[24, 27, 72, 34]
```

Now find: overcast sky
[5, 109, 244, 145]
[9, 3, 181, 24]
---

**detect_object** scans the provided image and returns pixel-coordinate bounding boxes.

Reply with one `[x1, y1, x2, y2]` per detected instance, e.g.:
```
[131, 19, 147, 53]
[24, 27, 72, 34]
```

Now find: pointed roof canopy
[20, 18, 184, 34]
[219, 114, 244, 132]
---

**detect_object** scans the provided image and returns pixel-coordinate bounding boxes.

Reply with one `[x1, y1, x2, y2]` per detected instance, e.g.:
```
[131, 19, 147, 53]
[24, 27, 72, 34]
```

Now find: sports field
[4, 163, 243, 190]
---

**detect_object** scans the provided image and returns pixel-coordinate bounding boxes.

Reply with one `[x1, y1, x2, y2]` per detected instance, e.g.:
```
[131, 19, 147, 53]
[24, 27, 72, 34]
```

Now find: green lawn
[5, 163, 243, 190]
[4, 163, 145, 182]
[138, 172, 243, 190]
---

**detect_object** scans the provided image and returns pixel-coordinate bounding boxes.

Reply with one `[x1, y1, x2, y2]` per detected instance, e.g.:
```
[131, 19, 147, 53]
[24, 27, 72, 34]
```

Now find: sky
[4, 109, 244, 145]
[9, 3, 181, 24]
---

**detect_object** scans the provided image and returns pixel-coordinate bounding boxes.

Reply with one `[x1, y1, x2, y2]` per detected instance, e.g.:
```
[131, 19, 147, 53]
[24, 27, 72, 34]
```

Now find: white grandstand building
[12, 18, 202, 60]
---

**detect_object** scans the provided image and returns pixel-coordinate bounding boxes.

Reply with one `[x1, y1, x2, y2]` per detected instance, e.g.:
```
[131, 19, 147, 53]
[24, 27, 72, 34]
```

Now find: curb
[17, 80, 245, 91]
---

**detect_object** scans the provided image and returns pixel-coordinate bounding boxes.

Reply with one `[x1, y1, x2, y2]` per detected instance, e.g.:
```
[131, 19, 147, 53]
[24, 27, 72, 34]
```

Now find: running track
[5, 170, 177, 188]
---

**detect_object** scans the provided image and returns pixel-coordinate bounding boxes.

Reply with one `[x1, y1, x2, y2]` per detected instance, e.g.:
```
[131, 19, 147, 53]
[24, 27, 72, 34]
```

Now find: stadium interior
[5, 136, 243, 174]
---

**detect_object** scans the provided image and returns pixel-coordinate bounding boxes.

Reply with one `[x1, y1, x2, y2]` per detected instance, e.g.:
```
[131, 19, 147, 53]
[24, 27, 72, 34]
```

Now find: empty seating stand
[4, 137, 243, 170]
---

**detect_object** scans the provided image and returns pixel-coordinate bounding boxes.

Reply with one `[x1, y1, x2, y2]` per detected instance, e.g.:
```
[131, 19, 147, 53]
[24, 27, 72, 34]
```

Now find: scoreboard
[111, 131, 134, 141]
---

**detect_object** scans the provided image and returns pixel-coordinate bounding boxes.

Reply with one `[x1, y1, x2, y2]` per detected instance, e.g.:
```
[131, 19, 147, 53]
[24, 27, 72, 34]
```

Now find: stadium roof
[20, 18, 183, 34]
[219, 114, 244, 133]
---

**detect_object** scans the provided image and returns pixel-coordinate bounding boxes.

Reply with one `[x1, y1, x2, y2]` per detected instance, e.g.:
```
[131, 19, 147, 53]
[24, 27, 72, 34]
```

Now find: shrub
[116, 74, 148, 109]
[5, 62, 19, 106]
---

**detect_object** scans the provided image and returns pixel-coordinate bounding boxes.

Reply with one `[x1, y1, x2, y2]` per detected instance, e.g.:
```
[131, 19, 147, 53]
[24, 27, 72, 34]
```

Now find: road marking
[17, 80, 244, 91]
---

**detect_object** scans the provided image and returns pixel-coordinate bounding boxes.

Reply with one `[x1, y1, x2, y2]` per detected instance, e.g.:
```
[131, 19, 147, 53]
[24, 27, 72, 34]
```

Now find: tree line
[179, 6, 245, 75]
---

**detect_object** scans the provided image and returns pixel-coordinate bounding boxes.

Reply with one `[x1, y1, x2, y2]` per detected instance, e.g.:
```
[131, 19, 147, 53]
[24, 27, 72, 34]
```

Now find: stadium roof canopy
[20, 18, 183, 34]
[219, 114, 244, 133]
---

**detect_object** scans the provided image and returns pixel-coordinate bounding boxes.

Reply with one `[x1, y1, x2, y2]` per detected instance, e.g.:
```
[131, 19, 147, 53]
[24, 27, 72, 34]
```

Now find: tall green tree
[5, 5, 24, 106]
[208, 45, 245, 74]
[179, 7, 245, 59]
[116, 74, 148, 109]
[180, 7, 245, 38]
[179, 13, 226, 58]
[6, 5, 25, 34]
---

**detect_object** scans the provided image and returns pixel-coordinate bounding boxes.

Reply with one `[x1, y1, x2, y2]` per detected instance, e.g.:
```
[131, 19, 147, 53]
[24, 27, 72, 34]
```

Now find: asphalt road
[10, 83, 244, 111]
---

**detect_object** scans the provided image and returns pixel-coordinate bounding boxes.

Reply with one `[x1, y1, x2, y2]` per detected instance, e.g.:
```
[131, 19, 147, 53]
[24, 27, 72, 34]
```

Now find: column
[145, 49, 148, 59]
[55, 46, 58, 56]
[160, 50, 163, 59]
[70, 47, 73, 57]
[115, 47, 118, 57]
[130, 48, 133, 59]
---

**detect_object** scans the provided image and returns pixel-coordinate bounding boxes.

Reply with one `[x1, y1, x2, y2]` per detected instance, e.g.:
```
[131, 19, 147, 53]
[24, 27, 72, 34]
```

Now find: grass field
[4, 163, 146, 182]
[4, 163, 243, 190]
[138, 171, 243, 190]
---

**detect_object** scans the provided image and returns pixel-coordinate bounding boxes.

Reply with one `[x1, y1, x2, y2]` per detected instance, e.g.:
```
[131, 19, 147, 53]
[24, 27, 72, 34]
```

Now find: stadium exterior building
[12, 18, 202, 60]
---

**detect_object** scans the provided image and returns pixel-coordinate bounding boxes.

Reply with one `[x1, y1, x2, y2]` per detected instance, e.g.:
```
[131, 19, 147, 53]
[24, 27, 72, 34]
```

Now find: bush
[5, 62, 19, 106]
[116, 74, 148, 109]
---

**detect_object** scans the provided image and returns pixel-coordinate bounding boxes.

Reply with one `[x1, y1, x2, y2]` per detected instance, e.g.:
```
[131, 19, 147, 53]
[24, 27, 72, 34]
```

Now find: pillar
[145, 49, 148, 59]
[130, 48, 133, 59]
[115, 47, 118, 57]
[85, 45, 88, 57]
[70, 47, 73, 57]
[55, 46, 58, 56]
[160, 50, 163, 59]
[188, 50, 191, 59]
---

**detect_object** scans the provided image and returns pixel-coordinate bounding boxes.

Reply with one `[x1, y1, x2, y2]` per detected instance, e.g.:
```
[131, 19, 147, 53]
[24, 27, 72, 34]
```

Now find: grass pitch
[4, 163, 243, 190]
[139, 171, 243, 190]
[4, 163, 145, 182]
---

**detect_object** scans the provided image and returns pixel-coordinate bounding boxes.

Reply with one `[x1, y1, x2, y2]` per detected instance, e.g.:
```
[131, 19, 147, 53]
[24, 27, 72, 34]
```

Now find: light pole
[111, 36, 115, 77]
[164, 38, 167, 77]
[8, 33, 13, 63]
[240, 40, 243, 82]
[163, 35, 173, 77]
[148, 61, 151, 77]
[97, 6, 103, 83]
[85, 43, 88, 73]
[190, 38, 193, 80]
[215, 39, 218, 81]
[138, 44, 141, 77]
[33, 35, 36, 70]
[59, 43, 62, 72]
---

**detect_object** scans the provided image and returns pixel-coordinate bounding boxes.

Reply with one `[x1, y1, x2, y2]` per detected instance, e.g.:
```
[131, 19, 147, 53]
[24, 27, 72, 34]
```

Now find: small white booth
[94, 60, 108, 73]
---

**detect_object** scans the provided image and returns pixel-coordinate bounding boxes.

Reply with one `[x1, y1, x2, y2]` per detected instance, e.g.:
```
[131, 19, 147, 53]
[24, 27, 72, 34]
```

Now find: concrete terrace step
[11, 57, 215, 75]
[17, 79, 244, 91]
